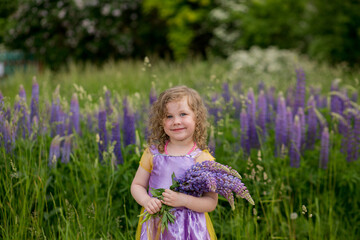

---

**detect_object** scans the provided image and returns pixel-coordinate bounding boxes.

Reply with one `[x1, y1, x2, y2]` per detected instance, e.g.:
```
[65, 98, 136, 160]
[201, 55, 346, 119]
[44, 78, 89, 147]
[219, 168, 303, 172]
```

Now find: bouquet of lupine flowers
[139, 161, 255, 232]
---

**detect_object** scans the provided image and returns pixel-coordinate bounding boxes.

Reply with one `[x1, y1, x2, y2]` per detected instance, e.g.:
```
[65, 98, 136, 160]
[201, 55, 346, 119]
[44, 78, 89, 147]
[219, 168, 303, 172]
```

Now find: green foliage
[306, 0, 360, 66]
[4, 0, 145, 70]
[209, 0, 307, 56]
[143, 0, 215, 60]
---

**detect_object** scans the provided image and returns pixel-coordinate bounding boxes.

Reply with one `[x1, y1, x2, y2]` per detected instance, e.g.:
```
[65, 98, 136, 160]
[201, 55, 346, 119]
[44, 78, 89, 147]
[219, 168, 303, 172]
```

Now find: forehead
[165, 97, 191, 111]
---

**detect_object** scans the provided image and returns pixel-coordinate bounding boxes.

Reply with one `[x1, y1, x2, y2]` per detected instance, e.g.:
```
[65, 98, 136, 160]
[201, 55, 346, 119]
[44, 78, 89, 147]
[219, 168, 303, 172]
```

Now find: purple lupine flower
[344, 109, 356, 162]
[275, 93, 287, 155]
[50, 90, 60, 137]
[330, 79, 344, 115]
[306, 96, 318, 149]
[246, 88, 259, 149]
[266, 87, 276, 124]
[19, 84, 26, 100]
[14, 94, 30, 139]
[3, 120, 15, 154]
[173, 161, 254, 209]
[240, 109, 250, 155]
[351, 92, 358, 103]
[98, 106, 108, 162]
[293, 68, 306, 115]
[68, 93, 80, 135]
[319, 127, 329, 169]
[87, 113, 93, 132]
[257, 90, 267, 139]
[297, 107, 306, 149]
[286, 85, 295, 110]
[286, 107, 293, 147]
[257, 81, 265, 93]
[233, 96, 242, 119]
[149, 86, 157, 105]
[61, 135, 72, 164]
[289, 115, 301, 168]
[30, 77, 39, 126]
[354, 112, 360, 161]
[111, 120, 123, 164]
[48, 135, 62, 167]
[57, 109, 66, 137]
[105, 89, 113, 116]
[123, 97, 136, 147]
[207, 93, 222, 124]
[222, 82, 231, 104]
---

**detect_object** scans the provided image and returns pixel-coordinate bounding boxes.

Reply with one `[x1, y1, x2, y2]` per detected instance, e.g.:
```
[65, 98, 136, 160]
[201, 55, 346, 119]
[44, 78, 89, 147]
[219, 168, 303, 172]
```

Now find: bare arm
[162, 190, 218, 213]
[131, 166, 162, 214]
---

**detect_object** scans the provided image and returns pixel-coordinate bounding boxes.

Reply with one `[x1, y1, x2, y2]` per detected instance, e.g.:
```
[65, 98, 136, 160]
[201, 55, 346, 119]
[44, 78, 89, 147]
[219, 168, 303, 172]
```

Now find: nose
[173, 116, 181, 125]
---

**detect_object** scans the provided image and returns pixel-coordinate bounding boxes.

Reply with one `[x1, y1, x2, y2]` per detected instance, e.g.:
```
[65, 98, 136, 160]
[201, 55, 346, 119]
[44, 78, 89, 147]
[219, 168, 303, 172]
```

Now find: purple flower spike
[61, 135, 72, 164]
[98, 107, 108, 162]
[173, 161, 254, 208]
[351, 92, 358, 103]
[19, 85, 26, 100]
[222, 83, 231, 103]
[354, 112, 360, 161]
[3, 120, 15, 154]
[14, 94, 30, 139]
[275, 93, 287, 155]
[306, 96, 318, 149]
[246, 88, 258, 149]
[149, 86, 157, 105]
[293, 68, 306, 114]
[49, 135, 62, 167]
[266, 87, 276, 124]
[297, 108, 306, 149]
[319, 127, 329, 169]
[257, 90, 267, 140]
[111, 120, 123, 164]
[50, 86, 61, 137]
[286, 107, 293, 147]
[123, 97, 136, 147]
[68, 93, 80, 135]
[289, 115, 301, 168]
[105, 89, 113, 116]
[258, 81, 265, 93]
[30, 77, 39, 126]
[240, 109, 250, 155]
[330, 79, 344, 115]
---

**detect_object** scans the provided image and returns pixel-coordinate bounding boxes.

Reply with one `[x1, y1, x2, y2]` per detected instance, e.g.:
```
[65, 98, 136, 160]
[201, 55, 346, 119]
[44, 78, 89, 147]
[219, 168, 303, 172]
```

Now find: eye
[166, 115, 173, 119]
[180, 113, 187, 117]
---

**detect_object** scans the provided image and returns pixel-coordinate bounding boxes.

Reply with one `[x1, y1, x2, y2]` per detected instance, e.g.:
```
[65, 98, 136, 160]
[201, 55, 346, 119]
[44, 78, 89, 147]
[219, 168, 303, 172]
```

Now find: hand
[161, 189, 188, 208]
[144, 197, 162, 214]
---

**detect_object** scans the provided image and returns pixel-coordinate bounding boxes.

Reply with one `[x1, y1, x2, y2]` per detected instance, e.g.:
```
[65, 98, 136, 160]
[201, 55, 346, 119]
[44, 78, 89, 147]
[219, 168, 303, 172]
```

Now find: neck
[165, 140, 196, 156]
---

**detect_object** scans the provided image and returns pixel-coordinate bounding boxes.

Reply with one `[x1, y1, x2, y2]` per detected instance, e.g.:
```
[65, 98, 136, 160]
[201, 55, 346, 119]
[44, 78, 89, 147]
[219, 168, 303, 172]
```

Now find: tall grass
[1, 52, 360, 239]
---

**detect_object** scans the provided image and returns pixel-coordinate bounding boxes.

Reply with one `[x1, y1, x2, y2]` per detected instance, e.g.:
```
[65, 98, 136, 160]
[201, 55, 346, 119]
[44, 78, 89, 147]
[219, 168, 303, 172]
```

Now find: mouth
[171, 128, 185, 132]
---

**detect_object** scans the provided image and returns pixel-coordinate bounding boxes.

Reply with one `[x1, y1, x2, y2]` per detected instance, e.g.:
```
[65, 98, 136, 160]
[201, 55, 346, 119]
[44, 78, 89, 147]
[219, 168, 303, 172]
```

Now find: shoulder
[195, 149, 215, 163]
[139, 147, 154, 173]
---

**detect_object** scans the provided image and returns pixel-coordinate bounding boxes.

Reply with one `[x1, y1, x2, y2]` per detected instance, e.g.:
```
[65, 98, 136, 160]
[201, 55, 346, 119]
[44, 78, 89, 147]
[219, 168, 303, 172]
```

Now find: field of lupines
[1, 51, 360, 239]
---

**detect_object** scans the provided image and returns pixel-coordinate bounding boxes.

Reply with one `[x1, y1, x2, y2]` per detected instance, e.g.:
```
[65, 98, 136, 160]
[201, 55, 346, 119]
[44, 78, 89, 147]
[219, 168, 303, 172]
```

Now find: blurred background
[1, 0, 359, 74]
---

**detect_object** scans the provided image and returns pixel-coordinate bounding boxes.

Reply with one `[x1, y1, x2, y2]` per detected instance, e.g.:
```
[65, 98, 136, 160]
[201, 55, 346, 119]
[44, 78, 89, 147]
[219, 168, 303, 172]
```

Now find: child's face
[163, 97, 196, 144]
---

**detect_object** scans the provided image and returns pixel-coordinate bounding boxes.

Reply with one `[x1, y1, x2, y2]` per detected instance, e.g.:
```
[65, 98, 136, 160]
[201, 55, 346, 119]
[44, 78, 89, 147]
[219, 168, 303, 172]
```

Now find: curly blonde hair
[148, 85, 209, 153]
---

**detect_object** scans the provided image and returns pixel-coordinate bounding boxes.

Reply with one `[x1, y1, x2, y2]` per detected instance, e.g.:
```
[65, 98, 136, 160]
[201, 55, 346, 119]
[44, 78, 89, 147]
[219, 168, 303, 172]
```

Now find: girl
[131, 86, 218, 240]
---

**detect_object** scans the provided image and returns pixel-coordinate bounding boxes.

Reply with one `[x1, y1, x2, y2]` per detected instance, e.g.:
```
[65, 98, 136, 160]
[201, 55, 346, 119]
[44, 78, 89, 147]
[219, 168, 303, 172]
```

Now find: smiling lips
[171, 128, 185, 132]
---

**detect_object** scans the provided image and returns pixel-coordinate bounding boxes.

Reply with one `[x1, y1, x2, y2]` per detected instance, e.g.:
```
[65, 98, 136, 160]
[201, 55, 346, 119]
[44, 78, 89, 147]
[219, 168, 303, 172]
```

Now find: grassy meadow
[1, 49, 360, 239]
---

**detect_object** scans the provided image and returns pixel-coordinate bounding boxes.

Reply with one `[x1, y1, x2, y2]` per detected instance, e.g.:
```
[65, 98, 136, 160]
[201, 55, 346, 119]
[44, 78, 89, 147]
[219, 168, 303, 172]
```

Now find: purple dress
[137, 147, 216, 240]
